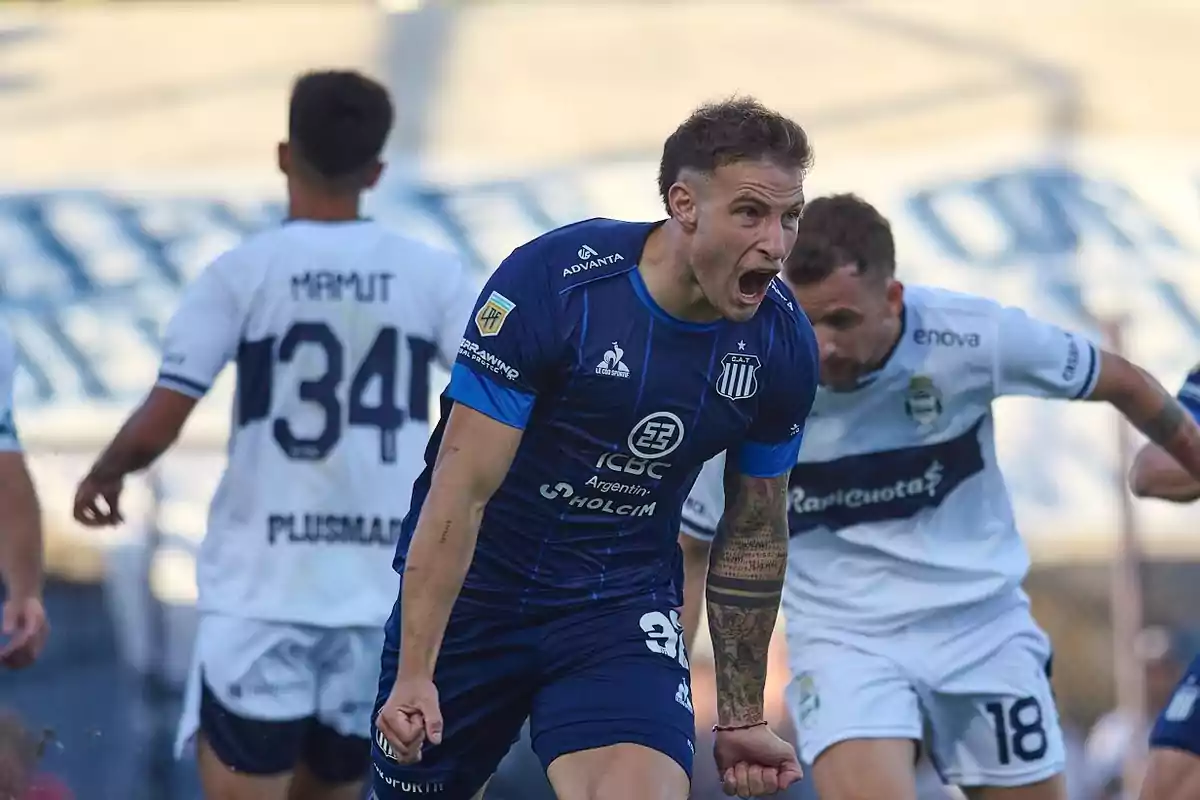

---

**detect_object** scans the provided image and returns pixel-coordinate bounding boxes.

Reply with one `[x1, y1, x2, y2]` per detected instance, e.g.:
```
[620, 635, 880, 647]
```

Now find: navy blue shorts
[370, 595, 695, 800]
[1150, 654, 1200, 755]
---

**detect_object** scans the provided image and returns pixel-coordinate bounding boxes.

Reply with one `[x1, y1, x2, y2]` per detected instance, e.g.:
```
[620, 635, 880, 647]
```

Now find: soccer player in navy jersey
[371, 97, 820, 800]
[1130, 365, 1200, 800]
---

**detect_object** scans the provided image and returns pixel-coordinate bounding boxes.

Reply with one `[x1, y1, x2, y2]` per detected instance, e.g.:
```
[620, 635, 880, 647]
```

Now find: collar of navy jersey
[847, 302, 909, 390]
[627, 269, 724, 332]
[281, 216, 372, 225]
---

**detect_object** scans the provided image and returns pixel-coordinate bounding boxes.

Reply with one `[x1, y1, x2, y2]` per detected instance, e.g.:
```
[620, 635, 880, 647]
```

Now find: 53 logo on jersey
[594, 411, 686, 479]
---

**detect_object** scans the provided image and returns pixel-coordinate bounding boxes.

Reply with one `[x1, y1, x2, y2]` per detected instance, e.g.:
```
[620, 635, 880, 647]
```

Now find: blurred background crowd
[1, 0, 1199, 798]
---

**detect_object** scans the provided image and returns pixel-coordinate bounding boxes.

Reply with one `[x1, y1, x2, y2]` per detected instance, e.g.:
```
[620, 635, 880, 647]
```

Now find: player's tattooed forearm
[1139, 393, 1187, 446]
[706, 594, 777, 724]
[706, 573, 784, 607]
[711, 473, 789, 580]
[705, 473, 789, 724]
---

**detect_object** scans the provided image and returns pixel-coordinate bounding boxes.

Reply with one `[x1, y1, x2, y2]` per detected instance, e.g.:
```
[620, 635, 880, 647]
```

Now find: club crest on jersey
[475, 291, 515, 337]
[904, 375, 943, 427]
[716, 353, 760, 400]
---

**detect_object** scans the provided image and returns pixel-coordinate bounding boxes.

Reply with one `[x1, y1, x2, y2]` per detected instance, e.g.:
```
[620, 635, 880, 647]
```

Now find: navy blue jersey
[394, 218, 819, 612]
[1179, 364, 1200, 421]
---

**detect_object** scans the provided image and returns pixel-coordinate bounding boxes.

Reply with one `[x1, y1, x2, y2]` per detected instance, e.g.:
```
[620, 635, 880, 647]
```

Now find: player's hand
[73, 471, 124, 527]
[0, 595, 48, 669]
[714, 724, 803, 797]
[375, 675, 443, 764]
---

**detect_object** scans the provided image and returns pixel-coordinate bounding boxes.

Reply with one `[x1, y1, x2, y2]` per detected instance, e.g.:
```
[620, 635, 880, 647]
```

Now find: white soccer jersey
[0, 324, 21, 453]
[683, 285, 1101, 632]
[157, 220, 477, 627]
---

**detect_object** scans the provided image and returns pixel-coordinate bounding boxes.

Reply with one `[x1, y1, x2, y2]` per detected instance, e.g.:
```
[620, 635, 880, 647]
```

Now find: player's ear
[363, 159, 384, 190]
[885, 279, 904, 315]
[277, 142, 290, 176]
[668, 181, 699, 232]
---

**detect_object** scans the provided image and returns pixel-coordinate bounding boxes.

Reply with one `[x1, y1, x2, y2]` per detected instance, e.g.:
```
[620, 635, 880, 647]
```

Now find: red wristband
[712, 720, 769, 733]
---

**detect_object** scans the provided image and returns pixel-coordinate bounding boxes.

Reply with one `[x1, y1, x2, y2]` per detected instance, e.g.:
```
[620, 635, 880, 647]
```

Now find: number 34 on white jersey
[156, 220, 477, 628]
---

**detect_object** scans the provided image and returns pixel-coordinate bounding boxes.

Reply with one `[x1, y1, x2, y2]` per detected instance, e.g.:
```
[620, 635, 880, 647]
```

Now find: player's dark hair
[288, 70, 394, 192]
[785, 193, 896, 285]
[657, 97, 813, 212]
[784, 238, 859, 286]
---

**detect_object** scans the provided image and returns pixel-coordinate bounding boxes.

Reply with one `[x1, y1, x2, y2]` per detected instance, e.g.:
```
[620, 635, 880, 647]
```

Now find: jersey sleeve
[1178, 367, 1200, 422]
[445, 244, 560, 430]
[156, 253, 244, 399]
[735, 313, 819, 479]
[994, 305, 1101, 400]
[681, 452, 726, 541]
[435, 255, 481, 369]
[0, 327, 21, 453]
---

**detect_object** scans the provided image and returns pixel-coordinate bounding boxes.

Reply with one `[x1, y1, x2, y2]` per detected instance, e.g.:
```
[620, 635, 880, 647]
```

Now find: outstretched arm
[990, 305, 1200, 502]
[397, 403, 522, 678]
[706, 462, 790, 727]
[1126, 363, 1200, 502]
[1082, 352, 1200, 501]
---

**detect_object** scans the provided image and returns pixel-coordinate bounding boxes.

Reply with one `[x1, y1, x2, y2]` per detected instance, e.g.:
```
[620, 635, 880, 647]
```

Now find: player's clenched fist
[714, 725, 803, 798]
[73, 470, 124, 527]
[375, 676, 443, 764]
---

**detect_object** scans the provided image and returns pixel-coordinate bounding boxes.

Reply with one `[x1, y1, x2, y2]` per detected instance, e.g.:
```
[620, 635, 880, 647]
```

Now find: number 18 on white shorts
[785, 610, 1066, 788]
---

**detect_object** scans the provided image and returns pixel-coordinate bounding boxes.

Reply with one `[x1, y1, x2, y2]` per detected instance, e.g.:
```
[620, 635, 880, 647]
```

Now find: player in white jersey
[679, 194, 1200, 800]
[72, 71, 476, 800]
[0, 323, 49, 670]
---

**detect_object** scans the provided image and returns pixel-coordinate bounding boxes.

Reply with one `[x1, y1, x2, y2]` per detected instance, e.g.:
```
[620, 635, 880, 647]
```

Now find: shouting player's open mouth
[737, 268, 778, 305]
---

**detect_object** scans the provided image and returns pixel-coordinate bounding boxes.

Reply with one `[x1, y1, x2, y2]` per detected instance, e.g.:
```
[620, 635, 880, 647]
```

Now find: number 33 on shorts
[640, 610, 690, 671]
[639, 610, 694, 716]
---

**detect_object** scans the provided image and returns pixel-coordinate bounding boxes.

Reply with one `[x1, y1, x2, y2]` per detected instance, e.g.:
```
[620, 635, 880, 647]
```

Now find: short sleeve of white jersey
[156, 253, 244, 399]
[681, 451, 727, 542]
[994, 304, 1101, 400]
[435, 255, 480, 368]
[0, 326, 21, 452]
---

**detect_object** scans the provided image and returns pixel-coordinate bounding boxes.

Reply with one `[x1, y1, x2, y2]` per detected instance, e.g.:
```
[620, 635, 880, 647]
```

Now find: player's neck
[637, 224, 722, 324]
[286, 192, 363, 223]
[868, 312, 905, 372]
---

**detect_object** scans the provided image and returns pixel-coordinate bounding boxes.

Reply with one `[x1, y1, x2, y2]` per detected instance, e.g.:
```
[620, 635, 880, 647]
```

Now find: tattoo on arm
[706, 471, 789, 726]
[1092, 353, 1200, 479]
[1122, 373, 1200, 477]
[1139, 393, 1187, 447]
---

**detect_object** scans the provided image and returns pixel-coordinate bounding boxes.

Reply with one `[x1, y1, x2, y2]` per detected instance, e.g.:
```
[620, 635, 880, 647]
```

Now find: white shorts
[175, 613, 384, 761]
[785, 604, 1065, 788]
